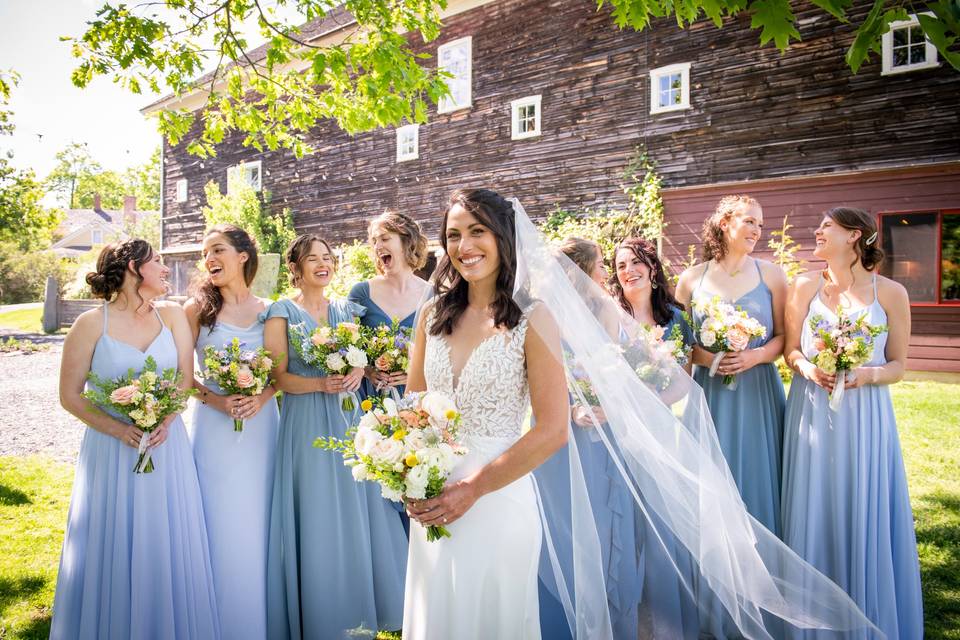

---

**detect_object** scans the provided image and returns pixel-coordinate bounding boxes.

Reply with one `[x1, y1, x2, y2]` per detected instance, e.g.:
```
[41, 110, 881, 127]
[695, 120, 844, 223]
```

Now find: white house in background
[50, 195, 157, 257]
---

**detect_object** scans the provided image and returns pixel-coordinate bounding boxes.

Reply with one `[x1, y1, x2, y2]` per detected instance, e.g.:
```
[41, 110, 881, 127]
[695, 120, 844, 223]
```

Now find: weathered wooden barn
[145, 0, 960, 372]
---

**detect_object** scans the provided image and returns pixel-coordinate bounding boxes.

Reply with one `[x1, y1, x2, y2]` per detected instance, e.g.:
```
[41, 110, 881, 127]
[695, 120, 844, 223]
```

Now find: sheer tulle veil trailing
[504, 197, 880, 639]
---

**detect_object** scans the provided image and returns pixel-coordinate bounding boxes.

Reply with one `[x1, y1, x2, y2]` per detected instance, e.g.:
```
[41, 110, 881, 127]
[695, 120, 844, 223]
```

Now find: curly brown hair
[701, 195, 761, 261]
[368, 210, 428, 272]
[192, 225, 260, 329]
[85, 239, 154, 308]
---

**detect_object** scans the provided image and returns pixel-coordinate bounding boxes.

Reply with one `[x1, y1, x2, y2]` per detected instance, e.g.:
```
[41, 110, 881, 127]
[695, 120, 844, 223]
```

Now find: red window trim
[876, 209, 960, 307]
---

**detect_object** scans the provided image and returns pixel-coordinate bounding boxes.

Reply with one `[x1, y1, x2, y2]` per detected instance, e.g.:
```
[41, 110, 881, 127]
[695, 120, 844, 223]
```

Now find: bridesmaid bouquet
[808, 310, 887, 411]
[363, 320, 413, 395]
[83, 355, 195, 473]
[290, 320, 368, 411]
[202, 338, 274, 432]
[693, 295, 767, 389]
[315, 392, 467, 542]
[624, 324, 690, 392]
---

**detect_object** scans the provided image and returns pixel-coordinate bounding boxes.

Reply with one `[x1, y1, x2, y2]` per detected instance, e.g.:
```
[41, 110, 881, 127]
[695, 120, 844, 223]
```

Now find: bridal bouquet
[363, 320, 412, 395]
[202, 338, 274, 432]
[315, 392, 466, 542]
[692, 295, 767, 389]
[83, 355, 195, 473]
[290, 320, 367, 410]
[623, 324, 688, 392]
[808, 309, 887, 410]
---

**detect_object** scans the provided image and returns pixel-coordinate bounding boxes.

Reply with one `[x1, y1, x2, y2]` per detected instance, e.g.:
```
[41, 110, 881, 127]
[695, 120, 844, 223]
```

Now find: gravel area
[0, 333, 84, 463]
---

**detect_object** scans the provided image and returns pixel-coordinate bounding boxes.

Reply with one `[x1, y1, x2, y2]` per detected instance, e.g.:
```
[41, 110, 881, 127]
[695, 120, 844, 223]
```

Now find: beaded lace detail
[424, 310, 531, 439]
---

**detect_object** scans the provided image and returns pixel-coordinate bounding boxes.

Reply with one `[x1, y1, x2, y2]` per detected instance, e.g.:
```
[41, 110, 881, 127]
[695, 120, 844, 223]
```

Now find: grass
[0, 382, 957, 639]
[0, 457, 72, 640]
[0, 307, 43, 334]
[0, 337, 49, 353]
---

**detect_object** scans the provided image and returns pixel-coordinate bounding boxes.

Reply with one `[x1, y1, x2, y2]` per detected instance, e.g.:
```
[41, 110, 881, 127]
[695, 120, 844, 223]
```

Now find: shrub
[327, 240, 377, 299]
[0, 242, 77, 304]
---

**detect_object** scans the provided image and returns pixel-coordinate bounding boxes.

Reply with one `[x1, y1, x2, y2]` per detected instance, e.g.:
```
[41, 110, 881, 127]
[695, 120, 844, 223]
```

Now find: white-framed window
[175, 178, 188, 203]
[396, 124, 420, 162]
[511, 95, 542, 140]
[882, 14, 939, 75]
[91, 229, 103, 245]
[649, 63, 691, 114]
[227, 160, 262, 193]
[437, 36, 472, 114]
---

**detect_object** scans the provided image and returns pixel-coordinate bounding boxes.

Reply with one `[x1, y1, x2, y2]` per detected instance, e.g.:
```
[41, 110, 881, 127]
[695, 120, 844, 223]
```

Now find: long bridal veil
[509, 198, 880, 639]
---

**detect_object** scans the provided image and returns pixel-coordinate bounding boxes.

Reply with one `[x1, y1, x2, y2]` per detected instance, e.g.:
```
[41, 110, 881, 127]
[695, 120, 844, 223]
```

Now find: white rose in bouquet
[345, 345, 368, 369]
[370, 438, 405, 466]
[351, 462, 370, 481]
[381, 485, 403, 502]
[700, 329, 717, 348]
[325, 352, 347, 372]
[354, 427, 384, 456]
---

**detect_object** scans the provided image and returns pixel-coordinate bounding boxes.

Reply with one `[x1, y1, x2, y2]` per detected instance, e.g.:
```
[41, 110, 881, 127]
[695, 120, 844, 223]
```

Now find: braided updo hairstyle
[824, 207, 884, 271]
[85, 239, 154, 303]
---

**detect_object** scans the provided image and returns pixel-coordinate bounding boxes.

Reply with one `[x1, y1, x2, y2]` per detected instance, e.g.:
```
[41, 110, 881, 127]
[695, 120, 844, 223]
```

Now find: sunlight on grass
[0, 382, 956, 638]
[0, 307, 43, 333]
[0, 456, 72, 639]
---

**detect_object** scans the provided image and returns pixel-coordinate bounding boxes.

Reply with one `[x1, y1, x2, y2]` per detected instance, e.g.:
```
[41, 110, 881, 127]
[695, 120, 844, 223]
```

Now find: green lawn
[0, 307, 43, 333]
[0, 382, 957, 639]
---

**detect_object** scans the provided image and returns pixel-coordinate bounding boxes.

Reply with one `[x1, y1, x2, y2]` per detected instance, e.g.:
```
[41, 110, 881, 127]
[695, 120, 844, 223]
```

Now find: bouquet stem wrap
[134, 432, 154, 474]
[708, 351, 739, 390]
[829, 371, 847, 411]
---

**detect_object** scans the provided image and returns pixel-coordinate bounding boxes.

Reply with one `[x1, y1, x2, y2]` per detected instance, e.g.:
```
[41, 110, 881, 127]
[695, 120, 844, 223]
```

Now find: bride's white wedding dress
[402, 308, 542, 640]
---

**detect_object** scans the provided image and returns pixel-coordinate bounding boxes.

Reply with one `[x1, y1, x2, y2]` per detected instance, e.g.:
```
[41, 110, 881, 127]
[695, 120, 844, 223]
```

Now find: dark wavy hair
[193, 225, 259, 329]
[429, 189, 523, 336]
[824, 207, 884, 272]
[701, 194, 761, 261]
[368, 210, 428, 273]
[286, 233, 336, 288]
[610, 237, 680, 326]
[85, 239, 154, 309]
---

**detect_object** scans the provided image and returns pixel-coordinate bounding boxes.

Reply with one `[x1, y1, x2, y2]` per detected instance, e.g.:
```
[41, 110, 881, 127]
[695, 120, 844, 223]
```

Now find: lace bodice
[424, 309, 531, 439]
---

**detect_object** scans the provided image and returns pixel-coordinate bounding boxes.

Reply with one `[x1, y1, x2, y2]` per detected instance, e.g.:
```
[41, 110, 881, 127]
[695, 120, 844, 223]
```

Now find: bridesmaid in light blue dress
[782, 208, 922, 639]
[185, 225, 279, 640]
[52, 239, 219, 639]
[347, 210, 430, 402]
[675, 196, 787, 639]
[262, 234, 407, 639]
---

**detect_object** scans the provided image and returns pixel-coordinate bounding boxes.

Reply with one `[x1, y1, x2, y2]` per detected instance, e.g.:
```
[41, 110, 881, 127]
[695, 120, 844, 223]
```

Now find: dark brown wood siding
[161, 0, 960, 250]
[660, 163, 960, 372]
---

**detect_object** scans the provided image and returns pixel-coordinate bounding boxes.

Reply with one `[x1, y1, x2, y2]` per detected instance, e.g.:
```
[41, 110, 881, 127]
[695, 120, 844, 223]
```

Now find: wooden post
[42, 276, 59, 334]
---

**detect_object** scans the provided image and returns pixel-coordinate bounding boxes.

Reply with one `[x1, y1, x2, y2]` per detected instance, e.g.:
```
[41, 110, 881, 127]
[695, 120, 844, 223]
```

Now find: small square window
[511, 95, 542, 140]
[227, 160, 262, 193]
[882, 14, 938, 75]
[91, 229, 103, 245]
[175, 178, 188, 203]
[396, 124, 420, 162]
[649, 63, 691, 114]
[437, 37, 472, 114]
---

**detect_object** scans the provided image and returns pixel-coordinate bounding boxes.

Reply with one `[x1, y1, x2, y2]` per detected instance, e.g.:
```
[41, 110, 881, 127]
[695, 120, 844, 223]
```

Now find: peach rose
[110, 384, 138, 405]
[375, 354, 392, 372]
[814, 338, 826, 352]
[726, 327, 749, 352]
[235, 365, 256, 389]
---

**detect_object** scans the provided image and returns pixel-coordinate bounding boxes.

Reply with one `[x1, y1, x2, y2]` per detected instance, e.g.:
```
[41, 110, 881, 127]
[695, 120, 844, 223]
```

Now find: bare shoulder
[155, 300, 188, 323]
[756, 258, 788, 284]
[182, 297, 200, 317]
[876, 274, 909, 306]
[678, 261, 708, 286]
[70, 306, 105, 339]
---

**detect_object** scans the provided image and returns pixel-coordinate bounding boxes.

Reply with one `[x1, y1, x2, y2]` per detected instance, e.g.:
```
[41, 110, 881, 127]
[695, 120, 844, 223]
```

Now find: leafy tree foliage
[45, 143, 161, 211]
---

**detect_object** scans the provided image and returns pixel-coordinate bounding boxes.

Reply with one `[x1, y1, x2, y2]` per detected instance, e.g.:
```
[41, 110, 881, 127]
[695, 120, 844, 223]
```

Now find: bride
[403, 188, 567, 639]
[404, 188, 881, 640]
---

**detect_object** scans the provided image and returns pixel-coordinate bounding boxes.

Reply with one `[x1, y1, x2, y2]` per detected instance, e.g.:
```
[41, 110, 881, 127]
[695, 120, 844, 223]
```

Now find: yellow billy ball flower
[392, 429, 407, 441]
[360, 398, 374, 412]
[404, 453, 419, 467]
[444, 409, 458, 420]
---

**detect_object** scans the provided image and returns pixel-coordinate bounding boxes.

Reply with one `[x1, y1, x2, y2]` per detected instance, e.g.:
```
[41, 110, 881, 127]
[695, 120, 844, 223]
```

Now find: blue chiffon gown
[781, 276, 923, 639]
[348, 280, 415, 534]
[188, 316, 279, 640]
[691, 260, 785, 639]
[50, 304, 220, 640]
[263, 298, 408, 639]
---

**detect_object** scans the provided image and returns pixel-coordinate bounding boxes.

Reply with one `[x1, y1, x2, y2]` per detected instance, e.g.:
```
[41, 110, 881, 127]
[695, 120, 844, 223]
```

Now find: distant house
[50, 195, 157, 257]
[145, 0, 960, 372]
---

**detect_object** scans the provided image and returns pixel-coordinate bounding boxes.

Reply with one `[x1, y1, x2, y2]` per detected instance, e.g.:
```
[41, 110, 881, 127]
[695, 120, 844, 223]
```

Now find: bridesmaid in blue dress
[184, 225, 279, 640]
[675, 195, 787, 639]
[610, 237, 698, 640]
[782, 207, 922, 639]
[347, 210, 430, 401]
[262, 233, 408, 639]
[52, 239, 220, 639]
